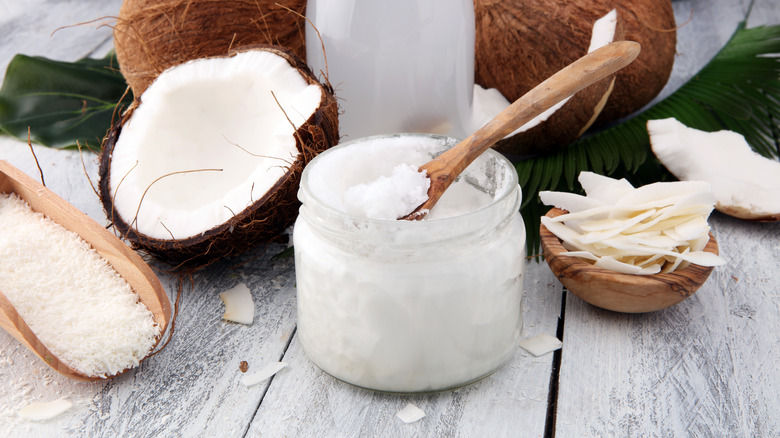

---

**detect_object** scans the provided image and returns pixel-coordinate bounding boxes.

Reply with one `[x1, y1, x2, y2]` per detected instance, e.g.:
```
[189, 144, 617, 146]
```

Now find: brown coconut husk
[474, 0, 676, 153]
[493, 10, 626, 157]
[595, 0, 676, 124]
[113, 0, 308, 96]
[99, 45, 339, 269]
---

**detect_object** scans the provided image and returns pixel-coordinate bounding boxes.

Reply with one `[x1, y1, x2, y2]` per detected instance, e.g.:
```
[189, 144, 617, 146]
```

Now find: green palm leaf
[0, 52, 132, 151]
[518, 19, 780, 256]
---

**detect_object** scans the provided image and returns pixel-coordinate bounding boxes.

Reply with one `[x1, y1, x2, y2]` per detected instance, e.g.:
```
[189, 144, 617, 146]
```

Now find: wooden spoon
[0, 160, 171, 381]
[402, 40, 641, 220]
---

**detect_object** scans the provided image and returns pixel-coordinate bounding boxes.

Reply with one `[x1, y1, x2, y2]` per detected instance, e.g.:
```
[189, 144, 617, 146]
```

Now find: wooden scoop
[402, 40, 641, 220]
[0, 160, 171, 381]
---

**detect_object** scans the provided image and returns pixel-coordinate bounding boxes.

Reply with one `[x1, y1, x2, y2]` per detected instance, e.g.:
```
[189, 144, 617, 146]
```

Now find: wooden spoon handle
[409, 40, 641, 219]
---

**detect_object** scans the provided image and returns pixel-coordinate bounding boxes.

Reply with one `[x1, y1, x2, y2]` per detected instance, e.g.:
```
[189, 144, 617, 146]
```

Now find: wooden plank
[249, 259, 563, 437]
[0, 0, 123, 220]
[553, 2, 780, 434]
[0, 0, 119, 82]
[0, 2, 299, 436]
[0, 244, 299, 437]
[554, 216, 780, 436]
[649, 0, 780, 104]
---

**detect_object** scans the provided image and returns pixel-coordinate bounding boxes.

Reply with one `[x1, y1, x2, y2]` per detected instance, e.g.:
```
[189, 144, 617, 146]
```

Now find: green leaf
[518, 20, 780, 256]
[0, 52, 132, 151]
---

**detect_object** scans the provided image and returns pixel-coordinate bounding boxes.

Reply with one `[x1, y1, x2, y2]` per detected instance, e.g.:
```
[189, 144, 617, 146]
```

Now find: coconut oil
[293, 134, 525, 393]
[305, 0, 475, 140]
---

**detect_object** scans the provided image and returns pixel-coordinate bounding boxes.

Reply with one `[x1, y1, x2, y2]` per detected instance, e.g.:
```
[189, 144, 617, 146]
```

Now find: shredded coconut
[0, 194, 160, 378]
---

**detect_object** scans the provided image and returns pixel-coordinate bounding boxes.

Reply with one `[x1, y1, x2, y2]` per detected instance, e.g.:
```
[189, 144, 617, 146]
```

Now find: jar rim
[298, 133, 520, 227]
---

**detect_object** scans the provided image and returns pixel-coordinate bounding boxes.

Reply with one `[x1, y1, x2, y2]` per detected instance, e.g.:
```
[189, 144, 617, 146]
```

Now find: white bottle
[305, 0, 475, 140]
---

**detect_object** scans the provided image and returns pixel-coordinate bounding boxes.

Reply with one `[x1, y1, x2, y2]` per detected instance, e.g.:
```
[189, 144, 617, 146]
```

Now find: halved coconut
[472, 9, 625, 156]
[648, 118, 780, 221]
[99, 46, 339, 267]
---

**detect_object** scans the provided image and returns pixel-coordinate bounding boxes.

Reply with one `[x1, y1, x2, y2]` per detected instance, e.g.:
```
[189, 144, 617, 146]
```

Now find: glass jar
[293, 134, 525, 393]
[305, 0, 475, 140]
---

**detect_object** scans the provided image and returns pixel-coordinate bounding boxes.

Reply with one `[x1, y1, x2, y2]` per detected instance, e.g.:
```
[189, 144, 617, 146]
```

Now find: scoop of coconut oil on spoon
[400, 40, 641, 220]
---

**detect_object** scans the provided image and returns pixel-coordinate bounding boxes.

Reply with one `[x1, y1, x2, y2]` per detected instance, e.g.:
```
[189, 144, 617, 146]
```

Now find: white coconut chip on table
[219, 283, 254, 325]
[648, 117, 780, 220]
[241, 362, 287, 387]
[18, 398, 73, 422]
[540, 171, 726, 274]
[519, 334, 563, 357]
[397, 403, 426, 424]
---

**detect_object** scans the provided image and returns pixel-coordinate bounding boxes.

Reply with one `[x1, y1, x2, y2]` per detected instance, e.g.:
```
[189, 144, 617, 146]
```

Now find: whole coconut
[113, 0, 307, 95]
[475, 0, 676, 132]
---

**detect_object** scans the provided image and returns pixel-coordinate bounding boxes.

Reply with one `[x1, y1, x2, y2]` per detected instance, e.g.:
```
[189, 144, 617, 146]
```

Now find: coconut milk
[305, 0, 475, 140]
[293, 134, 525, 392]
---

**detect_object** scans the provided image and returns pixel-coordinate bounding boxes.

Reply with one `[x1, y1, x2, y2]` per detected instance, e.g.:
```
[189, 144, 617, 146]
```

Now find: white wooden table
[0, 1, 778, 436]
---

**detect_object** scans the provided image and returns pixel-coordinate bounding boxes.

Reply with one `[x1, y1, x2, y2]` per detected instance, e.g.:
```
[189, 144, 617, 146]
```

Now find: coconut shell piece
[99, 46, 339, 268]
[474, 0, 676, 152]
[113, 0, 307, 96]
[492, 9, 626, 157]
[648, 118, 780, 222]
[595, 0, 676, 124]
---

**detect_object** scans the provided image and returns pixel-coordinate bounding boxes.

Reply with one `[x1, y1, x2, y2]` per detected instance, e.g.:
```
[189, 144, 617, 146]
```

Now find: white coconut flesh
[109, 50, 323, 240]
[540, 171, 725, 275]
[469, 9, 618, 134]
[648, 117, 780, 220]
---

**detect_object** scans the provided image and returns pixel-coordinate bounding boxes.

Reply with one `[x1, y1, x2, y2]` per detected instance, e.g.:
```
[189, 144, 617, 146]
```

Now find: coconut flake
[595, 256, 643, 274]
[397, 403, 426, 424]
[560, 250, 600, 262]
[19, 398, 73, 421]
[541, 172, 726, 274]
[576, 209, 657, 244]
[539, 190, 607, 214]
[241, 361, 288, 387]
[578, 170, 634, 204]
[220, 283, 254, 325]
[519, 334, 563, 357]
[648, 117, 780, 220]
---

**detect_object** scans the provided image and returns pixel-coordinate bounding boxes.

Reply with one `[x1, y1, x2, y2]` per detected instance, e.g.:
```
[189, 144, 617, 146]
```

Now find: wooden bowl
[540, 208, 719, 313]
[0, 161, 171, 380]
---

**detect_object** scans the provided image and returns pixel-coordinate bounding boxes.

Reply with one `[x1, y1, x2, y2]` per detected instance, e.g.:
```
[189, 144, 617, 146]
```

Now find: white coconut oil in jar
[293, 134, 525, 393]
[305, 0, 475, 140]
